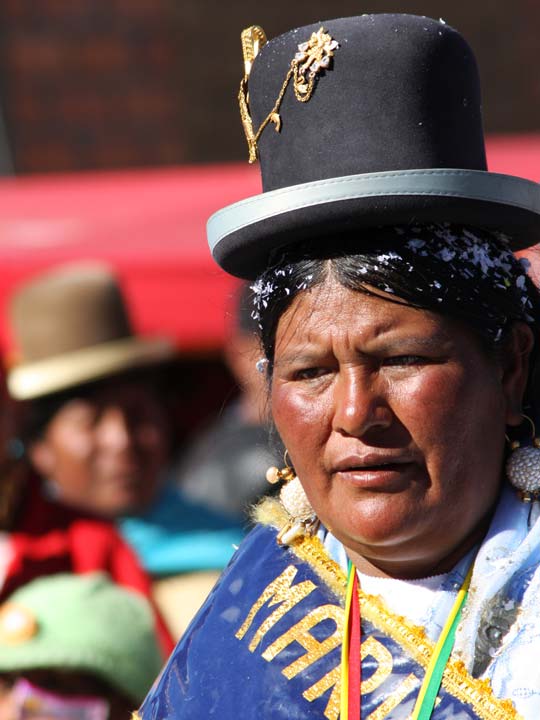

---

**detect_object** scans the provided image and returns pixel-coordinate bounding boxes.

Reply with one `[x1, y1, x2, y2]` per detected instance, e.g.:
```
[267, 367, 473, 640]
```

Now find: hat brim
[7, 336, 176, 400]
[208, 168, 540, 279]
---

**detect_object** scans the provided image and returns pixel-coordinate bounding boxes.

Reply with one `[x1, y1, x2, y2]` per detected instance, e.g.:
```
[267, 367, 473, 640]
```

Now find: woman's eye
[383, 355, 427, 367]
[293, 367, 329, 380]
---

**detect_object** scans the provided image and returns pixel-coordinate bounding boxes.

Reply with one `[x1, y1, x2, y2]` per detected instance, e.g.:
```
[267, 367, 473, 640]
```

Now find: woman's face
[29, 379, 170, 518]
[271, 276, 530, 577]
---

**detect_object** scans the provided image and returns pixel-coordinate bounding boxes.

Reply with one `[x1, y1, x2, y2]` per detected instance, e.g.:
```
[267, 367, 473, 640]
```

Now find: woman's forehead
[274, 279, 447, 350]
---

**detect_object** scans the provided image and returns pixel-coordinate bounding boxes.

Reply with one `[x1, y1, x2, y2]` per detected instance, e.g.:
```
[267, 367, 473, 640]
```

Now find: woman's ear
[502, 322, 535, 427]
[28, 438, 55, 477]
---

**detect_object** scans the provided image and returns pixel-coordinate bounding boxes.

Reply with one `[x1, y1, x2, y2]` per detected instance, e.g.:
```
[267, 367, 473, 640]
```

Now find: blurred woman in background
[5, 262, 243, 639]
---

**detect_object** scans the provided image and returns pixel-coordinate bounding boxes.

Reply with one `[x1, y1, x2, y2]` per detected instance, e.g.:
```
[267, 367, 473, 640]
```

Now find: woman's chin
[321, 494, 428, 551]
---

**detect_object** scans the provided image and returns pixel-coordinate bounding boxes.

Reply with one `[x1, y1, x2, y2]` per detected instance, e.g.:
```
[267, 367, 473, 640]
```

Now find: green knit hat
[0, 573, 164, 704]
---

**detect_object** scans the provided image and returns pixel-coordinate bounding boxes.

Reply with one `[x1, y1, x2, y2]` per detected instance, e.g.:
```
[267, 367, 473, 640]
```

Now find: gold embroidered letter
[262, 604, 343, 677]
[263, 604, 344, 720]
[360, 636, 393, 694]
[236, 565, 316, 651]
[304, 664, 341, 720]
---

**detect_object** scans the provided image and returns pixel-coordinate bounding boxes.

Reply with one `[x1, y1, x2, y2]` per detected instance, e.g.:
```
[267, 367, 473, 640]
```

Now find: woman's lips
[332, 455, 418, 490]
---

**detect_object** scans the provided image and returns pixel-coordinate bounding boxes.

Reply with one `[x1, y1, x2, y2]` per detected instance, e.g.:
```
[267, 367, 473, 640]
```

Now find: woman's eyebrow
[274, 333, 452, 366]
[371, 334, 451, 353]
[273, 352, 326, 368]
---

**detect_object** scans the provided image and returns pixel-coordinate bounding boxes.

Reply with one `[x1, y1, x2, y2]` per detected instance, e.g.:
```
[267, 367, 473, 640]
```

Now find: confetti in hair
[251, 224, 538, 344]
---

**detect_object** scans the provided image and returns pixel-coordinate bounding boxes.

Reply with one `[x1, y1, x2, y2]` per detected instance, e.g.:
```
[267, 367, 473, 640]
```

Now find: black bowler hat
[208, 14, 540, 279]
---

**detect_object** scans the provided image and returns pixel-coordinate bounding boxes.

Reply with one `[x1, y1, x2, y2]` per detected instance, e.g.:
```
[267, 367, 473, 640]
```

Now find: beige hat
[7, 262, 176, 400]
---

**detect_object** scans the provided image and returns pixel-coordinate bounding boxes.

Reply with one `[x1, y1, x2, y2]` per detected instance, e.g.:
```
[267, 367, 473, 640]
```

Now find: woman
[137, 13, 540, 719]
[4, 263, 243, 640]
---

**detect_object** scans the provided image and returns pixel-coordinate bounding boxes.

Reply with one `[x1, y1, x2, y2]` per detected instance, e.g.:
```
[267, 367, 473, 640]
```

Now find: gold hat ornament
[239, 25, 339, 163]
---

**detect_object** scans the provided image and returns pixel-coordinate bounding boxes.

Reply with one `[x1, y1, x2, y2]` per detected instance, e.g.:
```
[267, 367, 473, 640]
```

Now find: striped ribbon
[340, 562, 361, 719]
[340, 560, 474, 720]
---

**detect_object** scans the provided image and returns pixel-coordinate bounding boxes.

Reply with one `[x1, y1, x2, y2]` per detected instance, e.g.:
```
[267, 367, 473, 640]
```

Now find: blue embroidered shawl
[137, 494, 526, 719]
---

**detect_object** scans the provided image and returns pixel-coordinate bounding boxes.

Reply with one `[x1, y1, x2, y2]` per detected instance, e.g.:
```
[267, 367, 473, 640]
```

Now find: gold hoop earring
[265, 450, 318, 545]
[266, 450, 295, 484]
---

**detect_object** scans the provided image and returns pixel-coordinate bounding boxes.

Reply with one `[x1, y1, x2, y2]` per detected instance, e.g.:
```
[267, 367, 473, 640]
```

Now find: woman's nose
[98, 407, 133, 450]
[331, 369, 392, 437]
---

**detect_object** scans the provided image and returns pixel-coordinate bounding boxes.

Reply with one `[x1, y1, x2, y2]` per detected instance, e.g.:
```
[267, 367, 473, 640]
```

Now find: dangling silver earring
[506, 415, 540, 527]
[266, 450, 319, 545]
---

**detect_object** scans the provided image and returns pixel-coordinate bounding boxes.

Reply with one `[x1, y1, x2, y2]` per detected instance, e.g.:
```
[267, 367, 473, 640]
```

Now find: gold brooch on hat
[0, 602, 38, 644]
[238, 26, 339, 163]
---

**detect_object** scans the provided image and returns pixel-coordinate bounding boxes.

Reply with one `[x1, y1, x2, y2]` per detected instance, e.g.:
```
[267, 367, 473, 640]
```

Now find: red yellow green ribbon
[340, 561, 474, 720]
[340, 562, 360, 719]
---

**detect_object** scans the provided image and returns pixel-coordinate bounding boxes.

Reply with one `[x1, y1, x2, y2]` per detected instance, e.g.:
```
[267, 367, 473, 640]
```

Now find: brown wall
[0, 0, 538, 173]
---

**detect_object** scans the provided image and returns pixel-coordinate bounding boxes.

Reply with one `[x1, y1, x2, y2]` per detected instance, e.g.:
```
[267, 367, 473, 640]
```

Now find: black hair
[19, 365, 170, 446]
[252, 224, 540, 419]
[234, 283, 260, 335]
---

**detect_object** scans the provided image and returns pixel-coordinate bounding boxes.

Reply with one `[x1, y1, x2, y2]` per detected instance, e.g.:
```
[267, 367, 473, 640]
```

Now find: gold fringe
[251, 496, 284, 527]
